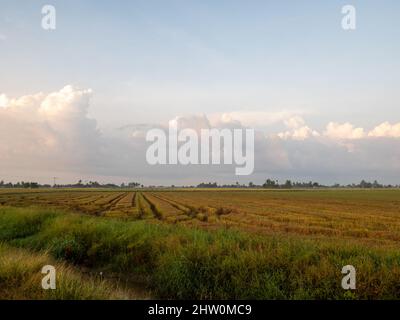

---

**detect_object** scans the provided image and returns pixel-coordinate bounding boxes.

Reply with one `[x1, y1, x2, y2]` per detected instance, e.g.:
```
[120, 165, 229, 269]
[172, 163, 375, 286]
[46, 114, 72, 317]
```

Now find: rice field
[1, 188, 400, 247]
[1, 188, 400, 299]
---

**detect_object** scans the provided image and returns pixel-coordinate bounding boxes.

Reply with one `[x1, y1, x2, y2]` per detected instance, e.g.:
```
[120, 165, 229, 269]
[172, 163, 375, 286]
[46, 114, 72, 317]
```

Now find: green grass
[1, 206, 400, 299]
[0, 243, 129, 299]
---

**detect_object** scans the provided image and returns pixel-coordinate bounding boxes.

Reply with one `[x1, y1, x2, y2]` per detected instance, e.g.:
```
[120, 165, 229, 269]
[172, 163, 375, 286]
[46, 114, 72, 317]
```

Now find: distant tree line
[0, 180, 142, 189]
[0, 181, 49, 188]
[0, 179, 398, 189]
[196, 179, 400, 189]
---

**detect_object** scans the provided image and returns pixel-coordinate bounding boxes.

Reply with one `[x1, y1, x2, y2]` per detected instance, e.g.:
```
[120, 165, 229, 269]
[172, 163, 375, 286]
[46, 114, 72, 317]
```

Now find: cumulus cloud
[324, 122, 365, 140]
[368, 122, 400, 138]
[39, 85, 92, 118]
[0, 86, 103, 180]
[278, 126, 320, 141]
[277, 120, 400, 141]
[283, 116, 305, 129]
[277, 116, 320, 140]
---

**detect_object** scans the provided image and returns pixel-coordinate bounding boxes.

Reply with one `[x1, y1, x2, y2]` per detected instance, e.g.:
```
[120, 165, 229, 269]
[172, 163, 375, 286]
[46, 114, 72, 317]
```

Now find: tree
[284, 180, 292, 189]
[359, 180, 372, 188]
[263, 178, 278, 188]
[372, 180, 382, 188]
[128, 182, 140, 188]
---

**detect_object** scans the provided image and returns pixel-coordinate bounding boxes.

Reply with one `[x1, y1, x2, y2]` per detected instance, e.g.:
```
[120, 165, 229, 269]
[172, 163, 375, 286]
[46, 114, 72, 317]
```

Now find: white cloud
[278, 126, 320, 141]
[277, 116, 319, 140]
[324, 122, 365, 140]
[277, 120, 400, 142]
[0, 85, 101, 177]
[39, 85, 92, 118]
[368, 122, 400, 138]
[283, 116, 305, 129]
[0, 94, 8, 107]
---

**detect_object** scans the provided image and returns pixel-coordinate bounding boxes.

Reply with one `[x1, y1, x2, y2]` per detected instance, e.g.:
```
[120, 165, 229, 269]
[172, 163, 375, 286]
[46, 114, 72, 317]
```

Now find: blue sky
[1, 0, 400, 127]
[1, 1, 400, 184]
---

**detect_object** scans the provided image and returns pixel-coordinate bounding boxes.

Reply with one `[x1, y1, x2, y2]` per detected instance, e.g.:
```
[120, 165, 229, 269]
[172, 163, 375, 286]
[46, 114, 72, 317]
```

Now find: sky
[1, 0, 400, 185]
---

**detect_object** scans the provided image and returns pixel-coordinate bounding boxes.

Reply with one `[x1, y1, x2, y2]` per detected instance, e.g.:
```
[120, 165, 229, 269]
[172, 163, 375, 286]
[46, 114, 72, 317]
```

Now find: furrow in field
[151, 192, 215, 222]
[98, 192, 129, 216]
[145, 193, 190, 222]
[136, 192, 153, 219]
[131, 192, 137, 207]
[68, 193, 124, 215]
[141, 193, 163, 220]
[103, 192, 140, 218]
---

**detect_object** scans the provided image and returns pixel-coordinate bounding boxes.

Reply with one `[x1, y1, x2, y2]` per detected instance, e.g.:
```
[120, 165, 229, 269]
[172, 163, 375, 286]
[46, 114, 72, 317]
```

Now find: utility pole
[53, 177, 58, 187]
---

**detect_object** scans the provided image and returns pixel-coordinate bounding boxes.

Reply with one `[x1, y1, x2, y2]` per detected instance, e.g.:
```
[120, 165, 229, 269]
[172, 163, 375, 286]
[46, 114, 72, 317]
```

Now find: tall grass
[0, 243, 128, 299]
[0, 206, 399, 299]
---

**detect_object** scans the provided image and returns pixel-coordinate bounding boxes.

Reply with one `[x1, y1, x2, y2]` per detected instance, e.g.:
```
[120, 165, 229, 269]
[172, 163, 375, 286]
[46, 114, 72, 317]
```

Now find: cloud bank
[1, 85, 400, 185]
